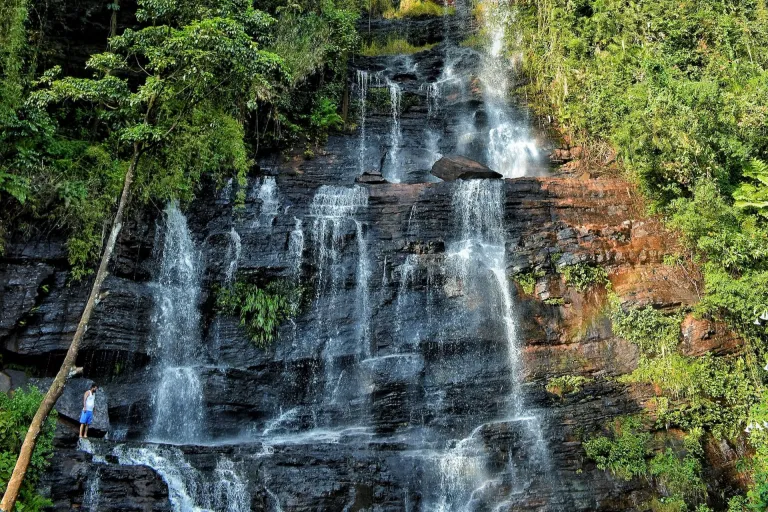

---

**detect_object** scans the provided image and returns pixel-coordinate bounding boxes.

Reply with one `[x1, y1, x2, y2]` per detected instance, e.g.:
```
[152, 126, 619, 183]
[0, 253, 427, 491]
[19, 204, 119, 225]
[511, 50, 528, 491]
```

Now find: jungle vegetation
[499, 0, 768, 508]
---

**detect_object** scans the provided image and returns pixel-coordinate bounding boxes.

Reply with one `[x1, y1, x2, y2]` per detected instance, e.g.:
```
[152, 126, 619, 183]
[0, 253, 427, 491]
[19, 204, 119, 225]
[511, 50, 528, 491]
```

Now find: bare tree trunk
[109, 0, 119, 39]
[0, 143, 141, 512]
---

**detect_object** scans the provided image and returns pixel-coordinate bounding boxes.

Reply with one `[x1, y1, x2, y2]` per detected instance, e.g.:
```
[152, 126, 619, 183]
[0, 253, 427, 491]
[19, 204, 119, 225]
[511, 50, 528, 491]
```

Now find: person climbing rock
[79, 384, 98, 438]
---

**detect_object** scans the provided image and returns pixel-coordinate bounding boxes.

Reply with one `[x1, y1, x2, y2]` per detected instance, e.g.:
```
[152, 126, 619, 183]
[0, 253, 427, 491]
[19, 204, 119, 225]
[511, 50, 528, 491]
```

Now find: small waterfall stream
[479, 2, 539, 177]
[149, 203, 205, 443]
[386, 81, 404, 182]
[309, 185, 371, 418]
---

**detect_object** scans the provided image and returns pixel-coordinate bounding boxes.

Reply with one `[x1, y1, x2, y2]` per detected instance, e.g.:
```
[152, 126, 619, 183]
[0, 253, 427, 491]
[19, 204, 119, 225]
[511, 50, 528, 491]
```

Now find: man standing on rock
[79, 384, 98, 438]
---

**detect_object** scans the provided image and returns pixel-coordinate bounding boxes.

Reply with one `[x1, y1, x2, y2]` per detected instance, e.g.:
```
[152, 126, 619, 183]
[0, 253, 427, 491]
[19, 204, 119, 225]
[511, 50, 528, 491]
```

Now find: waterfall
[386, 81, 403, 183]
[224, 227, 241, 286]
[82, 468, 101, 512]
[449, 180, 523, 411]
[396, 254, 419, 342]
[115, 445, 207, 511]
[218, 178, 233, 204]
[113, 445, 251, 512]
[356, 70, 370, 174]
[421, 82, 441, 117]
[477, 1, 538, 177]
[254, 176, 280, 228]
[309, 185, 370, 414]
[289, 218, 304, 280]
[149, 203, 205, 443]
[213, 458, 251, 512]
[431, 180, 551, 510]
[355, 219, 372, 352]
[309, 185, 369, 335]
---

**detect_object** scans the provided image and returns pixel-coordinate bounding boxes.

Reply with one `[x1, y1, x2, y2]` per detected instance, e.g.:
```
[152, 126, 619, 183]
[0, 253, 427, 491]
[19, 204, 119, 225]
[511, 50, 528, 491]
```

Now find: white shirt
[85, 391, 96, 412]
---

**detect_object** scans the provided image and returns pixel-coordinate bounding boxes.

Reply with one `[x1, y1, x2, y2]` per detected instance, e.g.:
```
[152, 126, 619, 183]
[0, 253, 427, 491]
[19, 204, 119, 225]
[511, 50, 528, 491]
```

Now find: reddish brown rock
[680, 314, 743, 356]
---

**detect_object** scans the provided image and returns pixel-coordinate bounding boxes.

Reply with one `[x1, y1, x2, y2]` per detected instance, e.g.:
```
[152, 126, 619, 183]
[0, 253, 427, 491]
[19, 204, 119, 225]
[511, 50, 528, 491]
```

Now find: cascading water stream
[477, 0, 539, 177]
[254, 176, 280, 228]
[309, 185, 371, 412]
[432, 180, 552, 510]
[111, 444, 251, 512]
[356, 70, 371, 174]
[224, 227, 241, 286]
[385, 81, 404, 183]
[76, 0, 560, 508]
[149, 203, 205, 443]
[82, 468, 101, 512]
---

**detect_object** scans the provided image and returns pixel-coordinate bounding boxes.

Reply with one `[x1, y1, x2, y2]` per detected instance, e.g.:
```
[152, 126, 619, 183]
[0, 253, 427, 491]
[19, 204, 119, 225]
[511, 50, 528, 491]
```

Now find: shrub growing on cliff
[561, 263, 609, 292]
[514, 270, 544, 295]
[584, 417, 707, 508]
[0, 388, 57, 512]
[360, 37, 436, 57]
[384, 0, 454, 19]
[608, 295, 682, 357]
[546, 375, 592, 398]
[583, 416, 651, 481]
[215, 279, 304, 348]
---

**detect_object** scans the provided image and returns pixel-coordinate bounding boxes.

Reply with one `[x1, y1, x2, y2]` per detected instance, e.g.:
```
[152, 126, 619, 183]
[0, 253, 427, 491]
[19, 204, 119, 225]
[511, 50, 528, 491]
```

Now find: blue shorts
[79, 410, 93, 425]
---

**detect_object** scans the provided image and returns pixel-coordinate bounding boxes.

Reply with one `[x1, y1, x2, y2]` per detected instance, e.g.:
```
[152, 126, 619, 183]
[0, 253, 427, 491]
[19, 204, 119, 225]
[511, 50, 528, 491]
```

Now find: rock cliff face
[0, 3, 743, 512]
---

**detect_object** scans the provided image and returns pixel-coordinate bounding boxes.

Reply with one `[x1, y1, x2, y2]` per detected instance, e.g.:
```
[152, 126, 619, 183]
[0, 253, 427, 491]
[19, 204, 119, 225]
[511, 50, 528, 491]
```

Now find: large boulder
[355, 170, 388, 185]
[29, 378, 110, 434]
[0, 371, 10, 394]
[430, 155, 503, 181]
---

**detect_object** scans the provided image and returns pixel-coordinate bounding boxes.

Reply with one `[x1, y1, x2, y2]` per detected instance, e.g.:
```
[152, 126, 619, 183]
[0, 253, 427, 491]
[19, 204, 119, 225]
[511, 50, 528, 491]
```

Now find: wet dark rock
[393, 72, 419, 82]
[356, 170, 389, 184]
[431, 155, 504, 181]
[40, 446, 171, 512]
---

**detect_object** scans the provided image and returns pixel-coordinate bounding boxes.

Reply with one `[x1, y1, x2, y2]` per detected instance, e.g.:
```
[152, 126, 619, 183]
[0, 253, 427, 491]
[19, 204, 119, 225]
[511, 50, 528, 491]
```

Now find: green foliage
[0, 172, 29, 205]
[727, 495, 750, 512]
[384, 0, 455, 19]
[583, 416, 651, 481]
[561, 263, 609, 292]
[495, 0, 768, 501]
[0, 0, 28, 117]
[585, 417, 706, 507]
[1, 0, 358, 271]
[514, 270, 544, 295]
[608, 295, 682, 357]
[360, 37, 436, 57]
[310, 97, 344, 134]
[546, 374, 592, 397]
[269, 5, 358, 85]
[610, 294, 758, 438]
[624, 354, 758, 439]
[733, 160, 768, 218]
[649, 449, 707, 504]
[0, 387, 57, 511]
[1, 0, 289, 275]
[215, 278, 304, 348]
[265, 2, 358, 144]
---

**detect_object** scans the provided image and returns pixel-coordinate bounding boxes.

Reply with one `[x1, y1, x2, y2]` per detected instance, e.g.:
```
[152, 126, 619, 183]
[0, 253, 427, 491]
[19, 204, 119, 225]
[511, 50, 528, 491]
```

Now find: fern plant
[215, 279, 304, 348]
[733, 159, 768, 217]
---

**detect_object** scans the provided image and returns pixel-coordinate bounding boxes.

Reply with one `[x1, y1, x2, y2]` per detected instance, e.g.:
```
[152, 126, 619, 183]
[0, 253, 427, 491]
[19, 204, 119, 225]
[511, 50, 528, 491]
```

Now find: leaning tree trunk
[0, 143, 141, 512]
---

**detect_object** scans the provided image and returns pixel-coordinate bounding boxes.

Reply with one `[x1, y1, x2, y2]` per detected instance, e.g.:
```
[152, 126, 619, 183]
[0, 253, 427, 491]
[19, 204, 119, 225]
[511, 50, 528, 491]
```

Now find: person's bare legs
[79, 423, 85, 438]
[83, 425, 88, 438]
